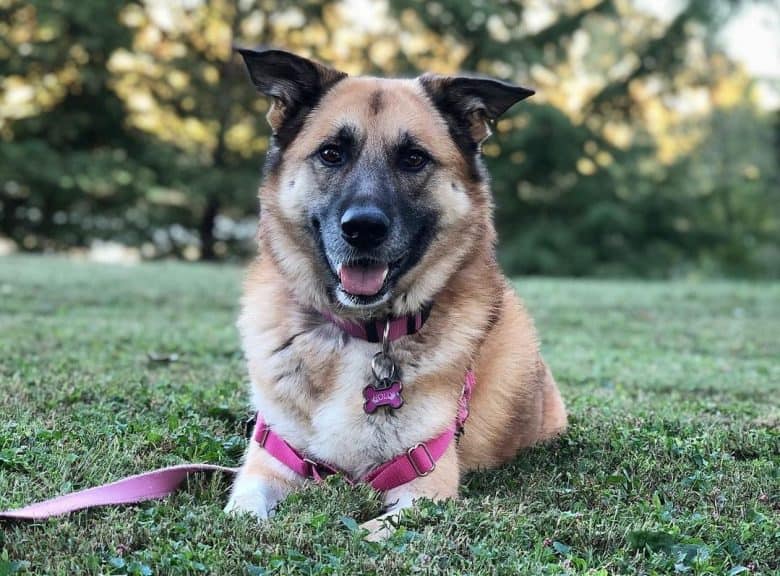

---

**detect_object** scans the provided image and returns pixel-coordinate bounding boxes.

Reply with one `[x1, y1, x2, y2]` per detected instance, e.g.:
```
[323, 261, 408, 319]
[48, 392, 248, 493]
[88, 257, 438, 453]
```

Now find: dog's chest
[247, 325, 456, 477]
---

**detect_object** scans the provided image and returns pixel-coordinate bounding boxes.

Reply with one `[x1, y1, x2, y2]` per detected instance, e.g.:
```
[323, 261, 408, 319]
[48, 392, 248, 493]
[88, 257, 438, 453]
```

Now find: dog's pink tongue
[339, 264, 388, 296]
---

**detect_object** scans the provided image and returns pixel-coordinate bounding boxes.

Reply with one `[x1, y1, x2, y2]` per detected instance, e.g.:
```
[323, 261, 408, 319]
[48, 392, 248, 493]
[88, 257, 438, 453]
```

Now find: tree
[0, 0, 776, 276]
[0, 0, 167, 252]
[386, 0, 778, 276]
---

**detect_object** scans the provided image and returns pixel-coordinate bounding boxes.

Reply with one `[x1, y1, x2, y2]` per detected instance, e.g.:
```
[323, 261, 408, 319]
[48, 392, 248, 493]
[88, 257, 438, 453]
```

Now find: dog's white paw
[360, 493, 416, 541]
[224, 476, 275, 520]
[360, 516, 396, 542]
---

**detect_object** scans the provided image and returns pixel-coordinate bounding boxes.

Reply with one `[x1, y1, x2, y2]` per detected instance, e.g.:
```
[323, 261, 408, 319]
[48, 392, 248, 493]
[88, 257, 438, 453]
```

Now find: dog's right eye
[318, 145, 344, 166]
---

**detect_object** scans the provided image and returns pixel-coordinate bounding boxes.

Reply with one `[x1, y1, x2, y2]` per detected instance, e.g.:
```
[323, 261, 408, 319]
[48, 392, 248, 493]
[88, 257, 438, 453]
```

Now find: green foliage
[0, 256, 778, 573]
[490, 103, 779, 277]
[0, 0, 778, 276]
[0, 0, 269, 259]
[390, 0, 779, 277]
[677, 106, 780, 276]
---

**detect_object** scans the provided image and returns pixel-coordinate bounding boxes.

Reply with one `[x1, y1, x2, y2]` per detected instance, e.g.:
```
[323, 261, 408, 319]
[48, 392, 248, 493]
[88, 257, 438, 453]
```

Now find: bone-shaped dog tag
[363, 378, 404, 414]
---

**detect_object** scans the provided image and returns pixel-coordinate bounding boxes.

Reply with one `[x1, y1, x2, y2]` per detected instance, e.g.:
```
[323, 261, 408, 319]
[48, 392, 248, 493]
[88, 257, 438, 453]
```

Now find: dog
[225, 48, 567, 539]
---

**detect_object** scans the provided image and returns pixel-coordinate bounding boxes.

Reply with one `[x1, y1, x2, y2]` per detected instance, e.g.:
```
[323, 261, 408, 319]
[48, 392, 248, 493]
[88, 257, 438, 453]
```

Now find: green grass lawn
[1, 255, 777, 575]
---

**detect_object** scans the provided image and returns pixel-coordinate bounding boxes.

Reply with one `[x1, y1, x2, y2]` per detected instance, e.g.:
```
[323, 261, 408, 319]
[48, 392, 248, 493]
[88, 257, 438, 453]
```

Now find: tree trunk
[199, 194, 219, 261]
[197, 9, 245, 262]
[0, 196, 22, 241]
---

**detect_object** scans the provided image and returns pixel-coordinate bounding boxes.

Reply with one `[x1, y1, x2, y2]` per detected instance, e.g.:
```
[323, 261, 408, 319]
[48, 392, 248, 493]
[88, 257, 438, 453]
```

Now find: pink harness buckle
[406, 443, 436, 477]
[256, 423, 271, 447]
[302, 458, 340, 483]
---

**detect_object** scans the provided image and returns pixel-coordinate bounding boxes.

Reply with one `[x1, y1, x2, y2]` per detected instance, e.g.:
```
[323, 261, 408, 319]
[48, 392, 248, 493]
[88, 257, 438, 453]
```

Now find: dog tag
[363, 378, 404, 413]
[365, 351, 404, 414]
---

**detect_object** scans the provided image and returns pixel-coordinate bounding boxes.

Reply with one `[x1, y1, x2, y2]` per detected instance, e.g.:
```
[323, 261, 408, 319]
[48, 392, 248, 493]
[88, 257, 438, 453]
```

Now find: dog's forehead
[293, 77, 456, 153]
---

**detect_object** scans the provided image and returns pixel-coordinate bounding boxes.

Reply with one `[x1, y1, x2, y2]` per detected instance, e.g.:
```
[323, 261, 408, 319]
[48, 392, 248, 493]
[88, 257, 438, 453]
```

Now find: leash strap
[0, 464, 236, 521]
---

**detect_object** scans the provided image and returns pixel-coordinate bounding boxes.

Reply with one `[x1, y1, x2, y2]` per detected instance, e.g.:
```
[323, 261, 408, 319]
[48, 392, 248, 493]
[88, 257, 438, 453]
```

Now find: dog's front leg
[225, 441, 303, 519]
[360, 442, 460, 541]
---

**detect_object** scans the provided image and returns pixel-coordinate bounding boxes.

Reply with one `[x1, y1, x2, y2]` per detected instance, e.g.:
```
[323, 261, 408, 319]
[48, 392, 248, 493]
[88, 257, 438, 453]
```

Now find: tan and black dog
[226, 48, 567, 538]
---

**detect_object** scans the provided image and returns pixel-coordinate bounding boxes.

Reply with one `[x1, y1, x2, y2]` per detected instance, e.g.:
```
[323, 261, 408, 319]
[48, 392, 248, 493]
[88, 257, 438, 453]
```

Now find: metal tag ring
[371, 351, 396, 381]
[382, 319, 391, 355]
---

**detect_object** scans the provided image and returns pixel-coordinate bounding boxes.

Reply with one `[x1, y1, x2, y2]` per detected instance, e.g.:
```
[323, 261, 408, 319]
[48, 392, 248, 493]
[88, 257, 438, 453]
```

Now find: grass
[0, 254, 777, 575]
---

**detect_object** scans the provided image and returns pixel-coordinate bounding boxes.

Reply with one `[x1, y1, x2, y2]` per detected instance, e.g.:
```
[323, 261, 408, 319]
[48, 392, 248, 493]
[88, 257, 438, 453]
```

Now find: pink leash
[1, 464, 236, 521]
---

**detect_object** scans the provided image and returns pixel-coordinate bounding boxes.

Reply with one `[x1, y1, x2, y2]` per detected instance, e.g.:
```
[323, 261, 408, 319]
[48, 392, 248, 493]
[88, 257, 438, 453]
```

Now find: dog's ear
[419, 74, 534, 145]
[236, 48, 347, 134]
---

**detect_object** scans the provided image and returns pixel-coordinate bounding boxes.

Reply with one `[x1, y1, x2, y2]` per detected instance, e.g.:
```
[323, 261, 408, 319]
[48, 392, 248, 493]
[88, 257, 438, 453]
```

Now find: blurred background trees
[1, 0, 778, 276]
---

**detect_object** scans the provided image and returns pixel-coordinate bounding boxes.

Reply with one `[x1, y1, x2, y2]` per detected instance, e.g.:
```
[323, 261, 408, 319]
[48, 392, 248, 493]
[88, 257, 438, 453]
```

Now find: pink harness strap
[254, 417, 342, 482]
[363, 430, 454, 490]
[254, 417, 454, 490]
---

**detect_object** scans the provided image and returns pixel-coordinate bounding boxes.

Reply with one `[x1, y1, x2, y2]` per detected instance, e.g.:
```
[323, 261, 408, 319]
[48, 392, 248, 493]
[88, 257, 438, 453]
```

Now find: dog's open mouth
[332, 254, 408, 306]
[338, 260, 389, 296]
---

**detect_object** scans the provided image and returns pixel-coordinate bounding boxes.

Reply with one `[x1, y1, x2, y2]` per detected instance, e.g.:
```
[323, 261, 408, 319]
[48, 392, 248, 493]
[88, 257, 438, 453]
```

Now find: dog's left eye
[319, 145, 344, 166]
[399, 150, 429, 172]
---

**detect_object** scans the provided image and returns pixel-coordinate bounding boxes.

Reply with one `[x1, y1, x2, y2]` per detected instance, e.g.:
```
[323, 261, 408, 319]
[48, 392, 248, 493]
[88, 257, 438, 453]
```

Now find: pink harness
[1, 308, 474, 521]
[253, 368, 474, 492]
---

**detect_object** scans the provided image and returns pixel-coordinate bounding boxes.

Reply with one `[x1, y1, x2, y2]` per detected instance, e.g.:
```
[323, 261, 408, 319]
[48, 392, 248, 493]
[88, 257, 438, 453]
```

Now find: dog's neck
[320, 303, 433, 343]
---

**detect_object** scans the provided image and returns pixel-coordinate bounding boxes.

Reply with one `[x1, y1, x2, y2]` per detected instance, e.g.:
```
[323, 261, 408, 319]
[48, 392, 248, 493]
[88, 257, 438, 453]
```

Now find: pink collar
[252, 369, 475, 492]
[321, 303, 432, 343]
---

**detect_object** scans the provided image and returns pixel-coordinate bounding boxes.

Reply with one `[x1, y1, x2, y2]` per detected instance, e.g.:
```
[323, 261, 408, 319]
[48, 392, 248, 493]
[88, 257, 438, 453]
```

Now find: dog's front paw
[224, 476, 275, 520]
[360, 516, 396, 542]
[360, 492, 417, 540]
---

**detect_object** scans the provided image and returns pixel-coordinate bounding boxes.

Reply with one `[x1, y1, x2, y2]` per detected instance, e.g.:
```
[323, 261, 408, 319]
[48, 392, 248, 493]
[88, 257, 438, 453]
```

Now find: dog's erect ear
[236, 48, 347, 134]
[419, 74, 534, 145]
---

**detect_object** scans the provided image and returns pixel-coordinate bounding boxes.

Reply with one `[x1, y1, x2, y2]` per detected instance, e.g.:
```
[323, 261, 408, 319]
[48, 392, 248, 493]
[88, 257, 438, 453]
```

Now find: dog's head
[238, 48, 532, 319]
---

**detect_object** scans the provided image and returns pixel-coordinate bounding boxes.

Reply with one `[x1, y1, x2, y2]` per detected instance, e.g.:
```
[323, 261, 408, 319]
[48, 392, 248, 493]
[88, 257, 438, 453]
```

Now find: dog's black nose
[340, 206, 390, 249]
